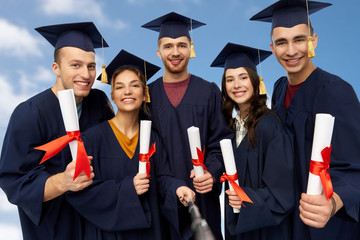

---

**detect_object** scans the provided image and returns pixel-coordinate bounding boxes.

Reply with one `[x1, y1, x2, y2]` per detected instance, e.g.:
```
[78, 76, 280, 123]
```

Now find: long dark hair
[221, 67, 270, 147]
[110, 66, 150, 118]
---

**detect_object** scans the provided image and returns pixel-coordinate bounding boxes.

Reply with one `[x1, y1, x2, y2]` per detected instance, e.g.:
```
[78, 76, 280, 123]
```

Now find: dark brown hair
[221, 67, 270, 147]
[111, 66, 150, 118]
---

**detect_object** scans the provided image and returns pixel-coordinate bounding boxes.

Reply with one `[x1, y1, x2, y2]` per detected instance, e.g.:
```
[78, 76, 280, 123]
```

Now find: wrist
[330, 196, 336, 217]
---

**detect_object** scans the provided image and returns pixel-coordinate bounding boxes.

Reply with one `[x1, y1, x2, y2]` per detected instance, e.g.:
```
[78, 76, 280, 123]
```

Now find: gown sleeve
[315, 79, 360, 222]
[0, 102, 51, 225]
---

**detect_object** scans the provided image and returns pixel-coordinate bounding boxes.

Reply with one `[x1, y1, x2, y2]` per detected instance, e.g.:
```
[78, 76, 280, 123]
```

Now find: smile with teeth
[170, 59, 182, 64]
[233, 91, 246, 97]
[122, 98, 135, 103]
[75, 81, 89, 86]
[285, 57, 302, 64]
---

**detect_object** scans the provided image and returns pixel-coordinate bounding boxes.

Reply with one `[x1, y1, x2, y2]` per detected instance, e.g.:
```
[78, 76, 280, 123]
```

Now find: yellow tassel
[190, 40, 196, 58]
[307, 36, 316, 58]
[101, 64, 108, 84]
[259, 77, 267, 95]
[145, 85, 151, 103]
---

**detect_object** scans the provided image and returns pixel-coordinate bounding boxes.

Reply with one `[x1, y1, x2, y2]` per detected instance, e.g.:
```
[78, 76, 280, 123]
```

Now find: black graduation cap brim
[250, 0, 332, 29]
[210, 43, 272, 71]
[141, 11, 206, 39]
[35, 22, 109, 51]
[97, 49, 161, 85]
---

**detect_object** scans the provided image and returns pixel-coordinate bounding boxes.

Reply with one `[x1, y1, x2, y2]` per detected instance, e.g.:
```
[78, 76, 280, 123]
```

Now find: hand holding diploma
[190, 169, 215, 194]
[133, 172, 150, 195]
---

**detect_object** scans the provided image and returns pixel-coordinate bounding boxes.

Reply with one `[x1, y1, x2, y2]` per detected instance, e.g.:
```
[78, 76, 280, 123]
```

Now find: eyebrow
[115, 79, 141, 85]
[69, 59, 96, 65]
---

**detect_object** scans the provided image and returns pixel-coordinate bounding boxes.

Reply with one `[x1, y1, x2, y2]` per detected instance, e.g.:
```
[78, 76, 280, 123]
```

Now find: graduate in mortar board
[66, 49, 195, 240]
[0, 22, 114, 240]
[251, 1, 360, 239]
[142, 12, 232, 240]
[211, 43, 294, 240]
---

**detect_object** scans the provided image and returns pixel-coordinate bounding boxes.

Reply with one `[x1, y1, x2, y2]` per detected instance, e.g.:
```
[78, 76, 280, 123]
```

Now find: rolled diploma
[187, 126, 204, 177]
[306, 113, 335, 195]
[58, 89, 80, 162]
[139, 120, 152, 174]
[220, 139, 240, 213]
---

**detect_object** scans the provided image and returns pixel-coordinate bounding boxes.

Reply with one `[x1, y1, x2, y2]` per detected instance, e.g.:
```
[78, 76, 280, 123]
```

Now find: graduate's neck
[287, 60, 317, 86]
[112, 111, 139, 138]
[163, 69, 189, 83]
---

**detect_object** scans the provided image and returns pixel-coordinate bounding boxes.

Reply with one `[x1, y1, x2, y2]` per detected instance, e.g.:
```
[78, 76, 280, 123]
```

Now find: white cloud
[37, 0, 128, 30]
[34, 65, 54, 83]
[0, 19, 42, 58]
[0, 224, 22, 240]
[0, 75, 32, 128]
[0, 191, 17, 213]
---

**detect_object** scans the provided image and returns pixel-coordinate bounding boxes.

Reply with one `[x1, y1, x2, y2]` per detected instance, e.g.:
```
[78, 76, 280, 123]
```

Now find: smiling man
[142, 12, 232, 240]
[0, 22, 114, 240]
[251, 1, 360, 239]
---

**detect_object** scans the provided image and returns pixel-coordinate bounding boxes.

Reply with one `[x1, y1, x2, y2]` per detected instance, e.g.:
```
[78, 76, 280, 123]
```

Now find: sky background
[0, 0, 359, 239]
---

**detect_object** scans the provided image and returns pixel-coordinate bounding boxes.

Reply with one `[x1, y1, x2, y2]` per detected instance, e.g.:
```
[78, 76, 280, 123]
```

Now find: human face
[270, 24, 317, 79]
[52, 47, 96, 103]
[225, 67, 253, 111]
[156, 36, 190, 75]
[111, 70, 145, 114]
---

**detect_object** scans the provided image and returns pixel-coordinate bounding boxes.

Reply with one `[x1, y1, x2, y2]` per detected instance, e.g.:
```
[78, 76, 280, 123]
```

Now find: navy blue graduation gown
[66, 121, 186, 239]
[272, 68, 360, 240]
[224, 113, 294, 240]
[148, 75, 232, 240]
[0, 88, 114, 240]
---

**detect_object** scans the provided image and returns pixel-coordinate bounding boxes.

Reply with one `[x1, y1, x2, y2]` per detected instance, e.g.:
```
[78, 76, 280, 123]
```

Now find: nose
[286, 42, 297, 56]
[80, 66, 90, 79]
[124, 85, 132, 95]
[234, 79, 241, 89]
[172, 46, 180, 56]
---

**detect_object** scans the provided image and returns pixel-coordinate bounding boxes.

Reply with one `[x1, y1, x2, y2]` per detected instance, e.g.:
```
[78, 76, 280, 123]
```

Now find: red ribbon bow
[139, 143, 156, 178]
[34, 130, 90, 181]
[309, 145, 333, 200]
[192, 147, 208, 171]
[220, 172, 253, 205]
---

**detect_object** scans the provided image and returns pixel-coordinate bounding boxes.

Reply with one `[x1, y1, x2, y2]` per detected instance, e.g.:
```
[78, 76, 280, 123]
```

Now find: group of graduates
[1, 0, 360, 240]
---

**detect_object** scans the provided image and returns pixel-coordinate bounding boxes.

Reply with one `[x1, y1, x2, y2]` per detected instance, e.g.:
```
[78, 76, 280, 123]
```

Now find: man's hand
[299, 192, 342, 228]
[190, 169, 215, 194]
[43, 156, 95, 202]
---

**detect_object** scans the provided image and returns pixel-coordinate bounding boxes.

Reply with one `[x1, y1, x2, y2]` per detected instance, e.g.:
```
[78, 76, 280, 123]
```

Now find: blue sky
[0, 0, 359, 239]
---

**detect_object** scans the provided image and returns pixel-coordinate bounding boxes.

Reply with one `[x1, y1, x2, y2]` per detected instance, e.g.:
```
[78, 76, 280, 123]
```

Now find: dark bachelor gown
[272, 68, 360, 240]
[225, 113, 294, 240]
[0, 88, 114, 240]
[148, 75, 232, 240]
[66, 121, 186, 240]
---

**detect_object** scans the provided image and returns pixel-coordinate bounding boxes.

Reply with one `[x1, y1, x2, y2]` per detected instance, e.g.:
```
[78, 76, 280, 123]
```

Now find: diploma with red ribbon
[35, 89, 90, 181]
[306, 113, 335, 200]
[187, 126, 206, 177]
[220, 139, 253, 212]
[139, 120, 156, 178]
